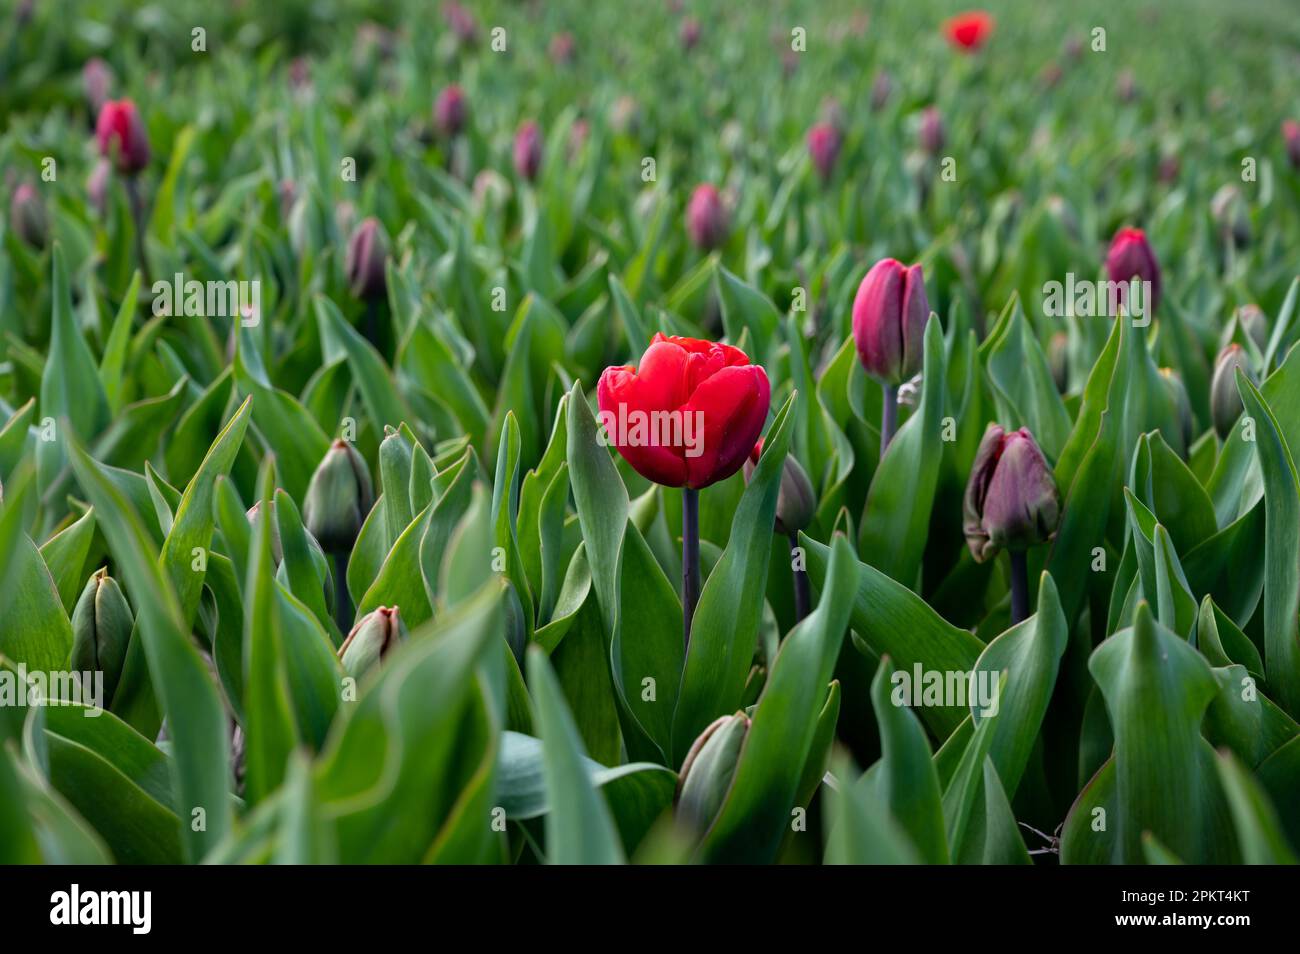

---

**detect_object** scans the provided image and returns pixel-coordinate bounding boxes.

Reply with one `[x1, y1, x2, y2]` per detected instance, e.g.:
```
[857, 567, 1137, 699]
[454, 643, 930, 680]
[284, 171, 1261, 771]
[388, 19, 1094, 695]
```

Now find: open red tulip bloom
[597, 333, 770, 489]
[944, 11, 994, 51]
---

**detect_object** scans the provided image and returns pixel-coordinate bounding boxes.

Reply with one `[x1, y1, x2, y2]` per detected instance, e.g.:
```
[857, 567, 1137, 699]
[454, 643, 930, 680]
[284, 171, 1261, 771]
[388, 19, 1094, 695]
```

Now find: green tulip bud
[70, 569, 133, 703]
[1211, 344, 1254, 440]
[1235, 304, 1269, 353]
[338, 605, 406, 677]
[303, 439, 374, 553]
[675, 712, 750, 833]
[1048, 332, 1069, 394]
[963, 425, 1061, 563]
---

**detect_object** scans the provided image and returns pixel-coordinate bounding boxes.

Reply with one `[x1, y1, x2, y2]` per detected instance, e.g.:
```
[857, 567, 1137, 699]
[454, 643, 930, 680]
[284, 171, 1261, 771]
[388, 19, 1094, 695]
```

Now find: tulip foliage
[2, 0, 1300, 867]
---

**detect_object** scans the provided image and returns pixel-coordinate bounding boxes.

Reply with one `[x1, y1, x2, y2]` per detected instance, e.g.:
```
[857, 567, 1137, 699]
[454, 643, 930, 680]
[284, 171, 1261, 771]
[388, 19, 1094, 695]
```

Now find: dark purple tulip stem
[880, 383, 898, 457]
[334, 551, 353, 633]
[125, 176, 151, 285]
[789, 531, 811, 623]
[683, 487, 700, 651]
[1009, 550, 1030, 625]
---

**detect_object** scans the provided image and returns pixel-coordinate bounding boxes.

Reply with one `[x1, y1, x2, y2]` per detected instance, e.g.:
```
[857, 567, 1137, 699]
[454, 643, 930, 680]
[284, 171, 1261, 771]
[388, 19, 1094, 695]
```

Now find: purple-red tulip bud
[851, 258, 931, 385]
[1105, 226, 1161, 315]
[83, 58, 113, 115]
[807, 123, 842, 183]
[87, 159, 111, 217]
[680, 17, 701, 51]
[919, 106, 945, 155]
[686, 183, 729, 252]
[963, 425, 1061, 562]
[514, 120, 543, 182]
[549, 32, 576, 66]
[1284, 121, 1300, 170]
[871, 70, 893, 112]
[434, 84, 467, 137]
[95, 99, 150, 175]
[345, 217, 388, 301]
[10, 183, 48, 249]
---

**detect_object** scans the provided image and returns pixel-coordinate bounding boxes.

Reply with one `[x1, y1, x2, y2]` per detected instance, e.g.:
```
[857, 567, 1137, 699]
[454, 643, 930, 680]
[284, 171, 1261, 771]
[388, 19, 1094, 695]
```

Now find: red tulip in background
[95, 99, 150, 174]
[807, 123, 842, 183]
[597, 333, 770, 490]
[1105, 226, 1161, 314]
[514, 120, 543, 181]
[686, 183, 729, 251]
[944, 11, 994, 51]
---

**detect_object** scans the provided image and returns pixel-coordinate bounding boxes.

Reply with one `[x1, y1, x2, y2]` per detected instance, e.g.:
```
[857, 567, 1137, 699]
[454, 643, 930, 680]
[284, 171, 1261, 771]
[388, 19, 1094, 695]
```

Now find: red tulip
[943, 11, 994, 52]
[686, 183, 729, 251]
[434, 84, 467, 137]
[95, 99, 150, 175]
[596, 333, 770, 489]
[514, 120, 543, 182]
[852, 258, 930, 385]
[807, 123, 842, 183]
[1105, 227, 1161, 314]
[1283, 120, 1300, 170]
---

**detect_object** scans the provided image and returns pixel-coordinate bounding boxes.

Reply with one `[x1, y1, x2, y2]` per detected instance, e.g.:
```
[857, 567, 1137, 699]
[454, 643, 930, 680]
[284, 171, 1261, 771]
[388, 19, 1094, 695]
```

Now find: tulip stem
[1009, 550, 1030, 625]
[682, 487, 700, 652]
[880, 384, 898, 457]
[364, 298, 379, 347]
[789, 531, 811, 623]
[124, 176, 151, 285]
[333, 552, 354, 634]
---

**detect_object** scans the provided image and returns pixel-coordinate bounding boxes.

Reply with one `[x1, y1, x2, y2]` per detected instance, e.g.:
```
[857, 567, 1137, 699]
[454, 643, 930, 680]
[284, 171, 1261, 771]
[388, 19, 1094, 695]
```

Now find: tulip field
[3, 0, 1300, 874]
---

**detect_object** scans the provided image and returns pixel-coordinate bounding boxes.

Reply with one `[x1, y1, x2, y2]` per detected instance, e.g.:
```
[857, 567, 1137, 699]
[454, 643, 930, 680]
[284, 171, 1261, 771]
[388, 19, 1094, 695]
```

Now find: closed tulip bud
[434, 84, 467, 137]
[744, 439, 816, 535]
[963, 425, 1060, 562]
[444, 1, 478, 45]
[549, 32, 576, 66]
[1157, 154, 1180, 184]
[1159, 368, 1195, 450]
[686, 183, 729, 252]
[597, 333, 770, 489]
[10, 183, 48, 249]
[289, 56, 312, 93]
[338, 606, 406, 677]
[851, 258, 931, 385]
[1105, 226, 1161, 315]
[95, 99, 150, 175]
[345, 216, 388, 301]
[1284, 120, 1300, 170]
[70, 569, 133, 703]
[1210, 184, 1251, 247]
[807, 123, 842, 183]
[87, 159, 111, 216]
[1116, 69, 1137, 103]
[1063, 32, 1084, 62]
[919, 106, 945, 155]
[680, 17, 701, 51]
[1048, 332, 1069, 394]
[610, 95, 642, 136]
[870, 70, 893, 111]
[83, 58, 113, 115]
[675, 712, 749, 833]
[513, 120, 543, 182]
[1211, 344, 1254, 440]
[303, 439, 375, 553]
[1235, 304, 1269, 352]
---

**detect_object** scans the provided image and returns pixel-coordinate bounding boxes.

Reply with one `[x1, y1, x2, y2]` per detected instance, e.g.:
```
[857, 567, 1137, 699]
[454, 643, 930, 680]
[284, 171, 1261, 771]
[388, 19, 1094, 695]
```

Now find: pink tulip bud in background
[513, 120, 543, 181]
[807, 123, 842, 183]
[686, 183, 729, 251]
[434, 84, 467, 137]
[919, 106, 945, 155]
